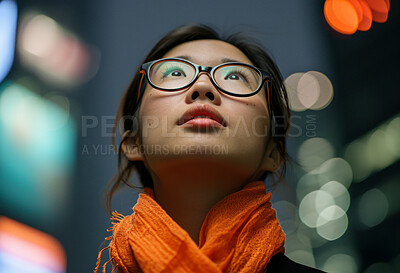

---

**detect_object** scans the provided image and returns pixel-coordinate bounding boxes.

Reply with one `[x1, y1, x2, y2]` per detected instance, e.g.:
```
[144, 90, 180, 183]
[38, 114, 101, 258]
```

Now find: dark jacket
[265, 253, 326, 273]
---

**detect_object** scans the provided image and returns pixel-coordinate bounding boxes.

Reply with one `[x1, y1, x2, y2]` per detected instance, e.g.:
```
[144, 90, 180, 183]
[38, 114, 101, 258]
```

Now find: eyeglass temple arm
[136, 70, 146, 104]
[264, 76, 272, 116]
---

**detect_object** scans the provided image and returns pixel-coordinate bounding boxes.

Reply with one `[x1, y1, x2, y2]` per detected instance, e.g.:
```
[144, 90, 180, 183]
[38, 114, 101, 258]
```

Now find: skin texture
[123, 39, 282, 245]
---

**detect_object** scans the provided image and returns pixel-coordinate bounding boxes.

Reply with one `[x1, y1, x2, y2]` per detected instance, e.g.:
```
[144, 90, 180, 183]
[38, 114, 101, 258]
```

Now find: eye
[226, 73, 243, 81]
[162, 66, 187, 78]
[171, 70, 184, 77]
[224, 71, 248, 83]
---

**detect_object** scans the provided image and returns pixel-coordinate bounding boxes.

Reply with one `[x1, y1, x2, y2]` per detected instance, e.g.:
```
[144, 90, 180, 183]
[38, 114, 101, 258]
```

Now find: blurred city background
[0, 0, 398, 272]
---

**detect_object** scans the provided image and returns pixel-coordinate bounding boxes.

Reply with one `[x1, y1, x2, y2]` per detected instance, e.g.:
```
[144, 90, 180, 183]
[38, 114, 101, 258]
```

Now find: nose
[185, 72, 222, 104]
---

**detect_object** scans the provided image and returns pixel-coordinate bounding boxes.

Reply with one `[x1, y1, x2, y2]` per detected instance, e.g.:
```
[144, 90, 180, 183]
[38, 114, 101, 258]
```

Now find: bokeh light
[320, 181, 351, 212]
[317, 157, 353, 188]
[17, 12, 100, 87]
[358, 0, 373, 30]
[386, 117, 400, 156]
[297, 137, 335, 171]
[284, 232, 313, 254]
[358, 188, 389, 227]
[284, 231, 318, 268]
[20, 14, 60, 57]
[344, 138, 371, 181]
[322, 253, 358, 273]
[323, 0, 391, 34]
[273, 201, 299, 236]
[345, 114, 400, 182]
[285, 72, 308, 112]
[306, 71, 334, 110]
[43, 94, 71, 130]
[366, 129, 397, 171]
[348, 0, 364, 24]
[297, 156, 351, 242]
[297, 222, 329, 248]
[297, 73, 320, 108]
[298, 187, 349, 242]
[299, 190, 335, 228]
[366, 0, 390, 23]
[0, 217, 66, 273]
[316, 205, 348, 240]
[297, 172, 321, 201]
[324, 0, 359, 35]
[286, 250, 316, 268]
[0, 81, 76, 223]
[0, 0, 18, 83]
[285, 71, 334, 112]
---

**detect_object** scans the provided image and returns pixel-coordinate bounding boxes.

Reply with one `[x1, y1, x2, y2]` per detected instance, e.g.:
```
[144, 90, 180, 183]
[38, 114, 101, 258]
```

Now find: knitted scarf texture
[94, 181, 285, 273]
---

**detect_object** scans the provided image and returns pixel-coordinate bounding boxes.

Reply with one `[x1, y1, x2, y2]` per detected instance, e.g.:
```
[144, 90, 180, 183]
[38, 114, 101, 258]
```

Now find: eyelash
[161, 65, 186, 78]
[224, 68, 250, 83]
[159, 64, 252, 88]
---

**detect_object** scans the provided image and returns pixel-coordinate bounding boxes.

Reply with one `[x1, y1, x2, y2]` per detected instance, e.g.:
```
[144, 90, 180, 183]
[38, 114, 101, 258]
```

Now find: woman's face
[136, 39, 273, 183]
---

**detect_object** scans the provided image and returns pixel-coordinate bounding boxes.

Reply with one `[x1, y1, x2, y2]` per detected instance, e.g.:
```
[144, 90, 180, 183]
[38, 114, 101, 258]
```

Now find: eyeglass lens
[149, 60, 261, 94]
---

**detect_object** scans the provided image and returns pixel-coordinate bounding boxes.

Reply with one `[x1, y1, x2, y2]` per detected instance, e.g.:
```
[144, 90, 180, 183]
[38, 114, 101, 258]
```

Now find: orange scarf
[94, 181, 285, 273]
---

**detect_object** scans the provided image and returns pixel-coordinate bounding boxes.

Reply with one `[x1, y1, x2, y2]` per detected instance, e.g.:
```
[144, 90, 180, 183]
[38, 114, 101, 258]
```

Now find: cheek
[222, 102, 269, 162]
[138, 90, 180, 145]
[231, 97, 270, 139]
[138, 91, 164, 140]
[250, 114, 270, 138]
[249, 92, 270, 137]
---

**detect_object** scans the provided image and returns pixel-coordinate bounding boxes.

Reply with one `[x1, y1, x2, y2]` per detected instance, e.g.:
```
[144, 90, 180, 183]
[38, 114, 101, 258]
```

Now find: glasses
[137, 58, 272, 110]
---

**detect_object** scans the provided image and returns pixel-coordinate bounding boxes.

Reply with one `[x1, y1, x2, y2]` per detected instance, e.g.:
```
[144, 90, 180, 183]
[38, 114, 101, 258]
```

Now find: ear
[121, 130, 145, 162]
[260, 139, 283, 173]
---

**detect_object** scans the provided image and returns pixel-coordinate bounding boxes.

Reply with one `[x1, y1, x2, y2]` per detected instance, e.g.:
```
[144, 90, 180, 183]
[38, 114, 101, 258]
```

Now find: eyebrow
[174, 55, 241, 64]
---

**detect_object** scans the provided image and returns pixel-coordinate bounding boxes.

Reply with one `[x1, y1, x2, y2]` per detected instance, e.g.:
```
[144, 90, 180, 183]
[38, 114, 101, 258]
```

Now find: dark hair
[104, 23, 292, 215]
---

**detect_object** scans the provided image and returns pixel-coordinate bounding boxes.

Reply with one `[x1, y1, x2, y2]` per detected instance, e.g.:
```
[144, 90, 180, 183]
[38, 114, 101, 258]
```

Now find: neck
[149, 158, 253, 245]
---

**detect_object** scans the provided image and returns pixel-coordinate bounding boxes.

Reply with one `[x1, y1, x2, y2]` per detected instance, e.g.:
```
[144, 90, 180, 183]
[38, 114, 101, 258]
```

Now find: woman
[94, 23, 325, 273]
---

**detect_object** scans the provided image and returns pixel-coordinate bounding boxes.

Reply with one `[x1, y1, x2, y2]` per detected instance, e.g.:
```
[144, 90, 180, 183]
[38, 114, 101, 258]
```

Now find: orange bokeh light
[366, 0, 390, 13]
[324, 0, 359, 34]
[367, 0, 389, 23]
[358, 0, 373, 30]
[348, 0, 364, 23]
[324, 0, 390, 34]
[384, 0, 390, 11]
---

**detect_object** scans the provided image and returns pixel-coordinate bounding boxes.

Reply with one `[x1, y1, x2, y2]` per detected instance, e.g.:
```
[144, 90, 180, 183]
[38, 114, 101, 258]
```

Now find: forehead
[162, 39, 254, 67]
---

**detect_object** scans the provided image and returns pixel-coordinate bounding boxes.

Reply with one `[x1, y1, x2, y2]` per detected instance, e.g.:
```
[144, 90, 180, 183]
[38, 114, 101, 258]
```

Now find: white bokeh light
[296, 173, 320, 201]
[299, 190, 335, 228]
[323, 253, 358, 273]
[358, 188, 389, 228]
[321, 181, 351, 212]
[316, 205, 348, 241]
[317, 157, 353, 188]
[297, 137, 335, 172]
[345, 114, 400, 182]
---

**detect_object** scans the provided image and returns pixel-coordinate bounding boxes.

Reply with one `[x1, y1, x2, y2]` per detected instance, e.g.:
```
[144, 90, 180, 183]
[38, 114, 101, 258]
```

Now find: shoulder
[265, 253, 326, 273]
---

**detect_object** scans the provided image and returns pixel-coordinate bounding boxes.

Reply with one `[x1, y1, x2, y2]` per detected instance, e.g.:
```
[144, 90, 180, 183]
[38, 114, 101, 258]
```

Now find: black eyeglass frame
[136, 57, 273, 113]
[140, 57, 271, 96]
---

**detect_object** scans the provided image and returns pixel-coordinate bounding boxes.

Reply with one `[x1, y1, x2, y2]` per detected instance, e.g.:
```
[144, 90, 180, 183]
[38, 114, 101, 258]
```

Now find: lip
[177, 104, 227, 127]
